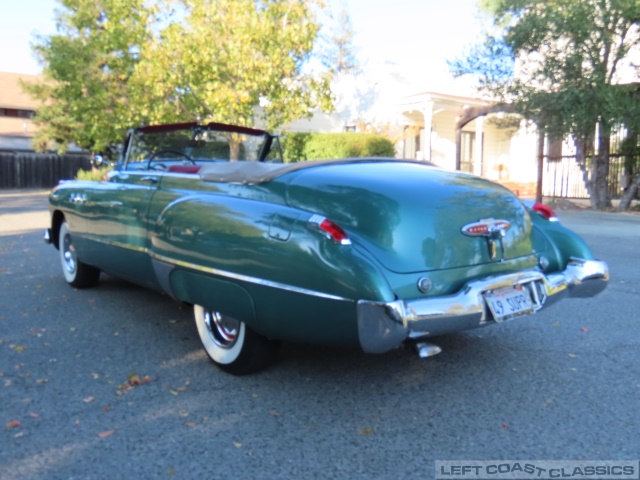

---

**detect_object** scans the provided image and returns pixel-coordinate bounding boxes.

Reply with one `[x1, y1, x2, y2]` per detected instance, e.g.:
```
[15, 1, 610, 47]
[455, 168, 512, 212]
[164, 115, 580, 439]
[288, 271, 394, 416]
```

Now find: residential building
[0, 72, 39, 151]
[397, 90, 539, 197]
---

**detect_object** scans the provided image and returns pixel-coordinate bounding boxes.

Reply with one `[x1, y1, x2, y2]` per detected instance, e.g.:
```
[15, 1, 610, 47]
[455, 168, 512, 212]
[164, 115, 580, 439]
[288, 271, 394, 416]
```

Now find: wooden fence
[0, 151, 91, 189]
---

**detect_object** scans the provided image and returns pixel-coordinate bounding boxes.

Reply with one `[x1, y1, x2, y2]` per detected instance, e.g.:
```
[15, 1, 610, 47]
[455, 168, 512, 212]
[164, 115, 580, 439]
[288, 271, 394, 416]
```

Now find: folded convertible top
[197, 158, 421, 184]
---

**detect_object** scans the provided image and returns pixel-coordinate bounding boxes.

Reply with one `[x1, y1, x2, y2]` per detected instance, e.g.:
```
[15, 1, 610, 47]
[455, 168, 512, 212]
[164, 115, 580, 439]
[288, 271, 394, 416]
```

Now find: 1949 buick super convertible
[45, 122, 609, 374]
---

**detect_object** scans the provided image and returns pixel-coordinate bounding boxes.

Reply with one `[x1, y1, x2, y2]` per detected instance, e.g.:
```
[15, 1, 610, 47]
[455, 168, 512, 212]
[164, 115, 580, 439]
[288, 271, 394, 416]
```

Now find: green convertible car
[45, 122, 609, 374]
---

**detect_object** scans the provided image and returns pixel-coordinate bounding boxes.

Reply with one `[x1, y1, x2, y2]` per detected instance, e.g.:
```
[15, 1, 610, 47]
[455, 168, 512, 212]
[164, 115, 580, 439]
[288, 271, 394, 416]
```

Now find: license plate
[485, 285, 534, 322]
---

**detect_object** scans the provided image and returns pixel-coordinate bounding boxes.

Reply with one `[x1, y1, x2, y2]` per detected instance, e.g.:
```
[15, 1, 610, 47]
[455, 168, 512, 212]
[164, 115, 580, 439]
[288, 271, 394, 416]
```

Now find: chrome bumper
[357, 258, 609, 354]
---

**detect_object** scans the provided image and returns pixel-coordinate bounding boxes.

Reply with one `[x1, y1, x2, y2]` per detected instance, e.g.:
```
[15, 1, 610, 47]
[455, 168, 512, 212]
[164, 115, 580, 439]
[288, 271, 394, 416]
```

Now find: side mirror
[91, 154, 114, 168]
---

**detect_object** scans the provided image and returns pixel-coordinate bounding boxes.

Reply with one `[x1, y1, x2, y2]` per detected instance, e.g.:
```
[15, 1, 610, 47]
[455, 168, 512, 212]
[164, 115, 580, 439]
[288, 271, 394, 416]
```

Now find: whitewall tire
[194, 305, 277, 375]
[58, 221, 100, 288]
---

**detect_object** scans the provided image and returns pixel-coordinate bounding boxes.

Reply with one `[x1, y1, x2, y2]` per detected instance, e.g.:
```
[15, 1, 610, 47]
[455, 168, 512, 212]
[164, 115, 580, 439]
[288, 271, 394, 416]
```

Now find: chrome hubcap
[203, 310, 239, 349]
[62, 234, 76, 274]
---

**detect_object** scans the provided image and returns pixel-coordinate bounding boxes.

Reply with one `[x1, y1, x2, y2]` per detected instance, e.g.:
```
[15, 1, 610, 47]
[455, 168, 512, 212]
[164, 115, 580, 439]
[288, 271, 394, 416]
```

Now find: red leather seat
[167, 165, 202, 174]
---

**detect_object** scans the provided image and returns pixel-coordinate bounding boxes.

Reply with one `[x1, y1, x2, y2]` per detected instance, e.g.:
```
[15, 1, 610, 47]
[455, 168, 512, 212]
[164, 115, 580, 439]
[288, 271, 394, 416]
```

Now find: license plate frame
[484, 284, 535, 322]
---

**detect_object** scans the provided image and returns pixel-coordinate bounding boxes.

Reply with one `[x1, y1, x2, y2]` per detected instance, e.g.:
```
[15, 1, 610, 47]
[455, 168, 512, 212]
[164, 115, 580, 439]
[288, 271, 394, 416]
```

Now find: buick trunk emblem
[461, 218, 511, 261]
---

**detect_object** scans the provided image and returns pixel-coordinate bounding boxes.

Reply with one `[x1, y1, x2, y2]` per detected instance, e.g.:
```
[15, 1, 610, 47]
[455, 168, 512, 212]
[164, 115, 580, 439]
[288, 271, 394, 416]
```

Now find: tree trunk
[592, 122, 612, 209]
[618, 173, 640, 211]
[574, 137, 593, 201]
[229, 139, 240, 162]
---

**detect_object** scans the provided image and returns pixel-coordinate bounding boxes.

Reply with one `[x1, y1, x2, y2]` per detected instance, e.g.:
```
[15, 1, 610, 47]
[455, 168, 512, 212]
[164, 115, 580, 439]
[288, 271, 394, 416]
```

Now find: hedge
[280, 132, 395, 163]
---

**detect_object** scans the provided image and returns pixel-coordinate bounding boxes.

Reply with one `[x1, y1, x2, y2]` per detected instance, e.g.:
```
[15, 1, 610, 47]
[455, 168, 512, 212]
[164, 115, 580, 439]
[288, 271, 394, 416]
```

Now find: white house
[397, 90, 540, 197]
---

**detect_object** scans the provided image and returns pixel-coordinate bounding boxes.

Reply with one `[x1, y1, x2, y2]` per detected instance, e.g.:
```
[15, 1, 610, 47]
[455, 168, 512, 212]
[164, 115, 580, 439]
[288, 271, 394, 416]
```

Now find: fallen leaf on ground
[118, 374, 151, 393]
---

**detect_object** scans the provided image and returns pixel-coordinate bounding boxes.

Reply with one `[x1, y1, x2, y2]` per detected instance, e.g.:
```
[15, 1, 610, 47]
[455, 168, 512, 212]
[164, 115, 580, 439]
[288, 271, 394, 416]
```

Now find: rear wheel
[58, 221, 100, 288]
[194, 305, 278, 375]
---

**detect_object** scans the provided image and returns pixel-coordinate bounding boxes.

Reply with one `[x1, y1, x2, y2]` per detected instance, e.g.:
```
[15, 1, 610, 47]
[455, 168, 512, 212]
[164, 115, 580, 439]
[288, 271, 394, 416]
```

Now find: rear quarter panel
[151, 191, 395, 344]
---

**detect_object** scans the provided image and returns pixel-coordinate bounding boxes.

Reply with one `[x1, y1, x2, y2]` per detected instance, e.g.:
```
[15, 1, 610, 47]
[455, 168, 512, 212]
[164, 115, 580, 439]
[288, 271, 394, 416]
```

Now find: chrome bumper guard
[357, 258, 609, 354]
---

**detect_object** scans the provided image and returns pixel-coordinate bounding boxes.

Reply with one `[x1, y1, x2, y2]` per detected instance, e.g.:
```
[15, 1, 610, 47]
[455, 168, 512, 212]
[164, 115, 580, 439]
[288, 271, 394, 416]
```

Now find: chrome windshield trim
[150, 252, 352, 302]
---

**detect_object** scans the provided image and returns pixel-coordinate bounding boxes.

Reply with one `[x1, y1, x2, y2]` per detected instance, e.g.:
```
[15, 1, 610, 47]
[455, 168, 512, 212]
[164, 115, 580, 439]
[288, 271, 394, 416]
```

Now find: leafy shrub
[280, 132, 312, 163]
[304, 132, 395, 160]
[75, 166, 111, 181]
[281, 131, 395, 162]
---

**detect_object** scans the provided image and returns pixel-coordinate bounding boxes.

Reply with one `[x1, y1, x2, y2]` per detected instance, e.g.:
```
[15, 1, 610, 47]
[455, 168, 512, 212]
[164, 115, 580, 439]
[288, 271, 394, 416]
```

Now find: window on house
[460, 131, 475, 173]
[0, 108, 35, 118]
[403, 126, 421, 160]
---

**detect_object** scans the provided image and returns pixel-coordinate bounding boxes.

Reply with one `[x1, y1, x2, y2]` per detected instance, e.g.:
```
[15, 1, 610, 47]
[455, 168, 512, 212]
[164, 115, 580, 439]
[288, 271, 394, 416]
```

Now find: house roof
[399, 91, 494, 110]
[0, 72, 41, 110]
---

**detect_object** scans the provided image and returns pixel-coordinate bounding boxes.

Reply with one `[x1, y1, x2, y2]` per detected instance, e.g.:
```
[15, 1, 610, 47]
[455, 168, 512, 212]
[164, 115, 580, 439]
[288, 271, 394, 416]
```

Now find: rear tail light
[308, 214, 352, 245]
[532, 202, 559, 221]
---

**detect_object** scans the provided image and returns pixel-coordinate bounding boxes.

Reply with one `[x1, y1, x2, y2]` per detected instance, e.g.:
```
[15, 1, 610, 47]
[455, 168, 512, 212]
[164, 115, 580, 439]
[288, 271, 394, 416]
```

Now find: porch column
[474, 116, 484, 176]
[422, 101, 434, 161]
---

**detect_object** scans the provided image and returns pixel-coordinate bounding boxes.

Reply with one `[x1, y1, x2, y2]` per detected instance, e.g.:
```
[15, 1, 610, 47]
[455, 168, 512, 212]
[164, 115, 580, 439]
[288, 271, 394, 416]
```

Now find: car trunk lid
[283, 161, 533, 274]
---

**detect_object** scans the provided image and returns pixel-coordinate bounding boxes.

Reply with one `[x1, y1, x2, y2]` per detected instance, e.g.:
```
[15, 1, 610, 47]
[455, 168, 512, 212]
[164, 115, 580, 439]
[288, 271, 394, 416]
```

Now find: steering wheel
[147, 149, 195, 170]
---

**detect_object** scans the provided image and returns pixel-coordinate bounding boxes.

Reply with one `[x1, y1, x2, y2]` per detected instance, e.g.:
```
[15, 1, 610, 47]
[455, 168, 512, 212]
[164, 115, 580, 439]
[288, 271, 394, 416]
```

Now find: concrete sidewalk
[0, 189, 50, 234]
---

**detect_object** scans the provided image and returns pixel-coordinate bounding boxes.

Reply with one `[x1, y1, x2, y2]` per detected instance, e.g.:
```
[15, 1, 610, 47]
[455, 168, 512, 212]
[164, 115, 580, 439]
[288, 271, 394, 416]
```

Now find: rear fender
[530, 213, 595, 272]
[151, 194, 395, 309]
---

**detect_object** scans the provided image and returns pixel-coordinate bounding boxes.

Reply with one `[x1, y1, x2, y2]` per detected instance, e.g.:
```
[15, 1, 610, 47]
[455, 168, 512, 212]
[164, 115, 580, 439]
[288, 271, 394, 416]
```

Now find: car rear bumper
[357, 258, 609, 354]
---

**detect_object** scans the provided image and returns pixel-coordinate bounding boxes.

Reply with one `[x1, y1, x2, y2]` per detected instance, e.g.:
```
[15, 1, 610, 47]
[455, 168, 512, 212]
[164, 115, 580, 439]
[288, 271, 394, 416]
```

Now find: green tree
[25, 0, 334, 158]
[24, 0, 154, 154]
[132, 0, 333, 159]
[451, 0, 640, 210]
[319, 1, 358, 74]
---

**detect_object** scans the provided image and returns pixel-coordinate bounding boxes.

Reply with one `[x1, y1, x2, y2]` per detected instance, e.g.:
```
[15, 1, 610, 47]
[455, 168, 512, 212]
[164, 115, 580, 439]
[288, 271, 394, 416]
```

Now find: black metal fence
[0, 151, 91, 189]
[542, 128, 638, 199]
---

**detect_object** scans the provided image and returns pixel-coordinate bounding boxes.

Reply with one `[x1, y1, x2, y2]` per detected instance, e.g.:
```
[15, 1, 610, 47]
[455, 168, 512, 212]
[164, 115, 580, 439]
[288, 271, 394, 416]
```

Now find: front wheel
[58, 221, 100, 288]
[194, 305, 278, 375]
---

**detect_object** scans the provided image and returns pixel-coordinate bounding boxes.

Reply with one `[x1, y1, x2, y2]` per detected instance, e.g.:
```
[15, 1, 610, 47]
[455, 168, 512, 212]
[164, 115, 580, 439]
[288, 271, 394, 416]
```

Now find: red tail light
[532, 202, 558, 221]
[308, 215, 351, 245]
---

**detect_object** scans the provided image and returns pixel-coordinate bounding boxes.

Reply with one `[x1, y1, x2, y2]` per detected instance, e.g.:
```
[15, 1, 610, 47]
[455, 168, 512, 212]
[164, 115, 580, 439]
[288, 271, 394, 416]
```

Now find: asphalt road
[1, 190, 639, 480]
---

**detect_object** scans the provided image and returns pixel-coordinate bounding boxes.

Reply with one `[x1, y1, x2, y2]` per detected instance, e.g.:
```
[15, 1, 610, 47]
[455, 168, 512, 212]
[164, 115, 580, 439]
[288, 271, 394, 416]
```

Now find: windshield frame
[121, 122, 282, 171]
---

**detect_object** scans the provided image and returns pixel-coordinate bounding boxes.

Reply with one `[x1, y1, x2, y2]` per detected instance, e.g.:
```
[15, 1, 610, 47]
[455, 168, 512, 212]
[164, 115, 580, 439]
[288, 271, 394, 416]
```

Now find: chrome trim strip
[70, 234, 351, 301]
[357, 258, 609, 354]
[149, 252, 352, 302]
[81, 235, 149, 254]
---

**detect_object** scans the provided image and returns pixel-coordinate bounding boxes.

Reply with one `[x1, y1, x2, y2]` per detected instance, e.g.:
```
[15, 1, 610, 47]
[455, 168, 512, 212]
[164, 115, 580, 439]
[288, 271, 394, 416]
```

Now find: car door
[81, 166, 162, 290]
